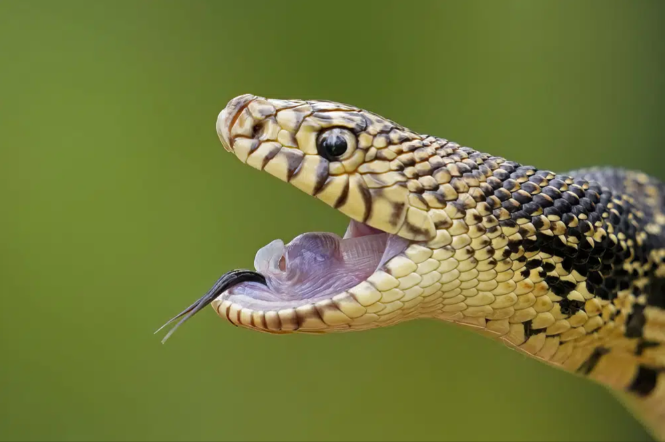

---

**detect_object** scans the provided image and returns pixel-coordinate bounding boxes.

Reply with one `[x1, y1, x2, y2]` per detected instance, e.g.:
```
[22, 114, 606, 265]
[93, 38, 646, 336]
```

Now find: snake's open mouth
[222, 220, 410, 312]
[157, 219, 409, 342]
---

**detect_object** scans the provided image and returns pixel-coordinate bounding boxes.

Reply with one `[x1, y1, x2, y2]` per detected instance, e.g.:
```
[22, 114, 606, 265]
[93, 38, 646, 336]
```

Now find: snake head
[216, 94, 441, 242]
[158, 94, 471, 339]
[153, 93, 452, 336]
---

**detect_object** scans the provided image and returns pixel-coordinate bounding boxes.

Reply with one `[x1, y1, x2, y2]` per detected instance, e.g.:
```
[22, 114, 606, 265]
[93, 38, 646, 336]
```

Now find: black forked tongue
[155, 269, 266, 344]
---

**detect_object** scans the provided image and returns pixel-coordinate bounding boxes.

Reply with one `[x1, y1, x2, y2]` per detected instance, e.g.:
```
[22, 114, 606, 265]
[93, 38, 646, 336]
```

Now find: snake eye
[316, 128, 357, 161]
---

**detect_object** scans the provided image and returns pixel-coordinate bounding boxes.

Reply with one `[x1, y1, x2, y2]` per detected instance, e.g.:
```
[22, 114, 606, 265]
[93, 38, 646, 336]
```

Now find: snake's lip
[216, 93, 257, 152]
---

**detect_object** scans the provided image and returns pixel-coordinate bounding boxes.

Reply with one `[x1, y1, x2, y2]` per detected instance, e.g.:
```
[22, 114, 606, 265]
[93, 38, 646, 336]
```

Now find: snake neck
[376, 137, 665, 420]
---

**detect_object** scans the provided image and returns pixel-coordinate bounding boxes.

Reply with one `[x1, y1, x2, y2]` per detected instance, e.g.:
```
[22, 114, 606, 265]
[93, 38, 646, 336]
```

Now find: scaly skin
[212, 94, 665, 439]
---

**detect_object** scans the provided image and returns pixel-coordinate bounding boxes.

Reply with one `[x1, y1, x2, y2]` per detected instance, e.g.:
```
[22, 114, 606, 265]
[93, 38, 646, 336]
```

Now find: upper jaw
[216, 93, 363, 156]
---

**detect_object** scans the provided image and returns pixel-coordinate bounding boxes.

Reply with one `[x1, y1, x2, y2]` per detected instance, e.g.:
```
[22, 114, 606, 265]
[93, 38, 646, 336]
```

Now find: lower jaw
[211, 221, 414, 333]
[212, 294, 357, 333]
[211, 292, 411, 334]
[210, 254, 449, 334]
[212, 220, 416, 332]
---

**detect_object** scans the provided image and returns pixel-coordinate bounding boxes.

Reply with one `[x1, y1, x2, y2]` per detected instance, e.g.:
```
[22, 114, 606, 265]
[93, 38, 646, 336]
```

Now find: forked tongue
[155, 269, 266, 343]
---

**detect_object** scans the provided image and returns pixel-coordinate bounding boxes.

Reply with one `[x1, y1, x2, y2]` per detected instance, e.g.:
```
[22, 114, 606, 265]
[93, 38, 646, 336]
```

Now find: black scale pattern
[464, 153, 665, 340]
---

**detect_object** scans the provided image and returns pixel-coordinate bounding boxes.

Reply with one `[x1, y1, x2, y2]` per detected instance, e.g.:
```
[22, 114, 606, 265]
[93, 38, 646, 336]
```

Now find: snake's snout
[216, 93, 258, 152]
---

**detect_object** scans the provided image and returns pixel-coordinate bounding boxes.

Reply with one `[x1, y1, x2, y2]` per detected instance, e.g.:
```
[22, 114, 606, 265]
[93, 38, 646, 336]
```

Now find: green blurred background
[2, 0, 664, 440]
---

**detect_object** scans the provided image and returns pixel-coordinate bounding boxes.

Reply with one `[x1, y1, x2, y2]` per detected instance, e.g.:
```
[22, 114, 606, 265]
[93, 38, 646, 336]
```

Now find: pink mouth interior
[222, 220, 410, 311]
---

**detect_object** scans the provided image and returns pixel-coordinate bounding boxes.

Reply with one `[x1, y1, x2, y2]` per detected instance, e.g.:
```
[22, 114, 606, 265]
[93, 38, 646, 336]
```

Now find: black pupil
[319, 133, 348, 159]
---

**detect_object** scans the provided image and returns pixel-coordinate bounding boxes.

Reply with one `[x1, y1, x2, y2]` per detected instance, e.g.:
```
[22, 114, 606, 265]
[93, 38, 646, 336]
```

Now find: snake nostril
[251, 122, 264, 139]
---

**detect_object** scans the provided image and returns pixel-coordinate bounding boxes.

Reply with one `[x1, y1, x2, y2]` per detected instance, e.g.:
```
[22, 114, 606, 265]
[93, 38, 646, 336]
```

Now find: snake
[157, 93, 665, 440]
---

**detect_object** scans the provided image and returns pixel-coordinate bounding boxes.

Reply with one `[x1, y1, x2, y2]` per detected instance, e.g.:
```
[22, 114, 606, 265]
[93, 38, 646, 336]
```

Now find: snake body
[180, 94, 665, 438]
